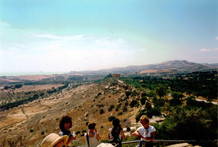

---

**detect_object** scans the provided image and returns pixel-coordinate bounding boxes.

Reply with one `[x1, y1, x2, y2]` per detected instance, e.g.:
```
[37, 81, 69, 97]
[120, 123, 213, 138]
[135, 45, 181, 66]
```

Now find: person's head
[111, 118, 122, 137]
[88, 122, 96, 130]
[140, 115, 149, 128]
[59, 116, 72, 131]
[112, 118, 121, 128]
[41, 133, 68, 147]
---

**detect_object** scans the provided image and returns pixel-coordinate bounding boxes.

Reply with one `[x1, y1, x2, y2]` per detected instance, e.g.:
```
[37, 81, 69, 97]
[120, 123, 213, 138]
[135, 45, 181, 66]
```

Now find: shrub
[147, 91, 155, 97]
[115, 104, 121, 111]
[118, 112, 123, 116]
[140, 97, 148, 105]
[97, 104, 104, 108]
[30, 129, 34, 133]
[125, 91, 132, 98]
[141, 92, 147, 97]
[124, 101, 129, 106]
[153, 97, 165, 107]
[170, 98, 182, 106]
[108, 116, 116, 122]
[155, 85, 167, 99]
[108, 105, 115, 112]
[155, 106, 217, 142]
[172, 92, 184, 99]
[122, 106, 128, 112]
[146, 107, 162, 118]
[47, 88, 57, 94]
[4, 85, 12, 90]
[39, 92, 45, 97]
[130, 99, 138, 108]
[14, 84, 22, 89]
[170, 92, 184, 106]
[95, 92, 102, 98]
[100, 109, 105, 114]
[135, 110, 147, 122]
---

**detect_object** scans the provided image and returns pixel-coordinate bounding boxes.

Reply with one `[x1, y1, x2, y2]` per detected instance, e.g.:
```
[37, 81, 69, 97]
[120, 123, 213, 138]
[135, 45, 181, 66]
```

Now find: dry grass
[14, 84, 63, 92]
[0, 80, 139, 146]
[17, 75, 56, 81]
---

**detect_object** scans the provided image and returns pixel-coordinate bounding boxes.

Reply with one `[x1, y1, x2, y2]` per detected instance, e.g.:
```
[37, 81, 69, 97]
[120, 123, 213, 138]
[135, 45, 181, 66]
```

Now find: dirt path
[195, 98, 218, 105]
[21, 107, 29, 119]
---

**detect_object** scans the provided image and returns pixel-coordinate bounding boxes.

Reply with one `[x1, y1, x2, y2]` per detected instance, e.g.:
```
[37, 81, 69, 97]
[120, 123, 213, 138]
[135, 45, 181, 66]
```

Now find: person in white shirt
[132, 115, 156, 147]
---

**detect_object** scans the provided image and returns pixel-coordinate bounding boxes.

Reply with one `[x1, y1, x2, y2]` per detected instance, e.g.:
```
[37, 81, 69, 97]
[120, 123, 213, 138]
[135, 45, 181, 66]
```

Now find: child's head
[59, 116, 72, 131]
[88, 122, 96, 130]
[140, 115, 149, 128]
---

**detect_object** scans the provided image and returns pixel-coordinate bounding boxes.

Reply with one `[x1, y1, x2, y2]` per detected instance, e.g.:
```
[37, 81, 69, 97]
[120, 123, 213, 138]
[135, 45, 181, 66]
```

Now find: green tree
[170, 92, 184, 106]
[155, 85, 167, 99]
[155, 106, 217, 141]
[14, 84, 22, 89]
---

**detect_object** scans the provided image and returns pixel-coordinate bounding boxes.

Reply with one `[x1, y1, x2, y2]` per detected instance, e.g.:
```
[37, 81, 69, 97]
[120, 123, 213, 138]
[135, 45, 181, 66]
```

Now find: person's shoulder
[137, 126, 144, 131]
[149, 125, 156, 131]
[59, 131, 64, 136]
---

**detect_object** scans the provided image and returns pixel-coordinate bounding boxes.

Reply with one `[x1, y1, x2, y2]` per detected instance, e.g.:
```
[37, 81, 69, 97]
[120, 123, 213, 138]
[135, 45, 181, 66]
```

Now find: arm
[148, 131, 155, 141]
[120, 130, 125, 140]
[140, 131, 155, 141]
[131, 130, 141, 138]
[108, 130, 111, 140]
[66, 135, 75, 146]
[96, 132, 101, 141]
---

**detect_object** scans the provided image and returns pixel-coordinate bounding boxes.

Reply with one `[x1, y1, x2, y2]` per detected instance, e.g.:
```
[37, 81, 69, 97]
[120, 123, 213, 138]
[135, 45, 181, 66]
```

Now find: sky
[0, 0, 217, 75]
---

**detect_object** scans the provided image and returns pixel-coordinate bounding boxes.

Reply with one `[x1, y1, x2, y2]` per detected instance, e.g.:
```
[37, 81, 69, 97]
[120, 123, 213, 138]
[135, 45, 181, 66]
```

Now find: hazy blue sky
[0, 0, 217, 74]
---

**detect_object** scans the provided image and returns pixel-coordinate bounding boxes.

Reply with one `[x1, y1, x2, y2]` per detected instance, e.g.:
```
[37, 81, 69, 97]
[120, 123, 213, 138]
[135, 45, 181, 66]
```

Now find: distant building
[112, 74, 121, 78]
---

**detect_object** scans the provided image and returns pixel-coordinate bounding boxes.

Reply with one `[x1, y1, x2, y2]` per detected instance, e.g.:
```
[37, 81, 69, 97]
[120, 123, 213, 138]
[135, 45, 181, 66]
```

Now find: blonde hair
[140, 115, 149, 123]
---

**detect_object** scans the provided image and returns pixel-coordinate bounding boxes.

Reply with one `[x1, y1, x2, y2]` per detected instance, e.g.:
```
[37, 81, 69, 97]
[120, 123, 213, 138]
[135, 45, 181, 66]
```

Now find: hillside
[0, 61, 217, 146]
[0, 71, 217, 147]
[0, 78, 145, 146]
[1, 60, 217, 87]
[69, 60, 218, 75]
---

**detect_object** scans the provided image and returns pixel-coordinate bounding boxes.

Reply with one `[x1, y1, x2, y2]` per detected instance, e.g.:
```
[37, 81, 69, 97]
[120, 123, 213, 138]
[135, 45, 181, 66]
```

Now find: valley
[0, 60, 217, 147]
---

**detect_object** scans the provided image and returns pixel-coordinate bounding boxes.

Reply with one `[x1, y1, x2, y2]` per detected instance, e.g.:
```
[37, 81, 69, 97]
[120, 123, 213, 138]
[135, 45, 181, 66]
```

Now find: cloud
[35, 34, 61, 39]
[35, 33, 88, 41]
[216, 36, 218, 40]
[0, 25, 133, 72]
[199, 48, 218, 53]
[0, 21, 11, 28]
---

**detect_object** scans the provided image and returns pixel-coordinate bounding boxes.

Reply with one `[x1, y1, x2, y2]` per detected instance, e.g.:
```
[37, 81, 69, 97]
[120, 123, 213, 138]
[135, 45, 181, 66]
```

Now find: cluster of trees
[122, 71, 217, 101]
[120, 71, 217, 146]
[155, 99, 217, 146]
[4, 84, 22, 90]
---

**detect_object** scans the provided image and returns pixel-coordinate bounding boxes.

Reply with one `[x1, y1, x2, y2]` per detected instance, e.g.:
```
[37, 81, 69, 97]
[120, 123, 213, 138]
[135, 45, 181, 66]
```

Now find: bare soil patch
[0, 108, 26, 128]
[14, 84, 63, 92]
[17, 75, 56, 81]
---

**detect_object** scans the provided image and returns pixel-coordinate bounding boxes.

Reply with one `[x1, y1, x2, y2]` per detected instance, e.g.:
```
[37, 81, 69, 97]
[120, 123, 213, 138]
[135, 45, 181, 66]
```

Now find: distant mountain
[69, 60, 218, 75]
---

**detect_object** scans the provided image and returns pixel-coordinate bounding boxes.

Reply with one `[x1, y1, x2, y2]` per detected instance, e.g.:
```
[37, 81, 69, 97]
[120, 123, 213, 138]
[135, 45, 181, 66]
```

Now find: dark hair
[112, 118, 120, 127]
[111, 118, 122, 140]
[59, 116, 72, 131]
[88, 122, 96, 130]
